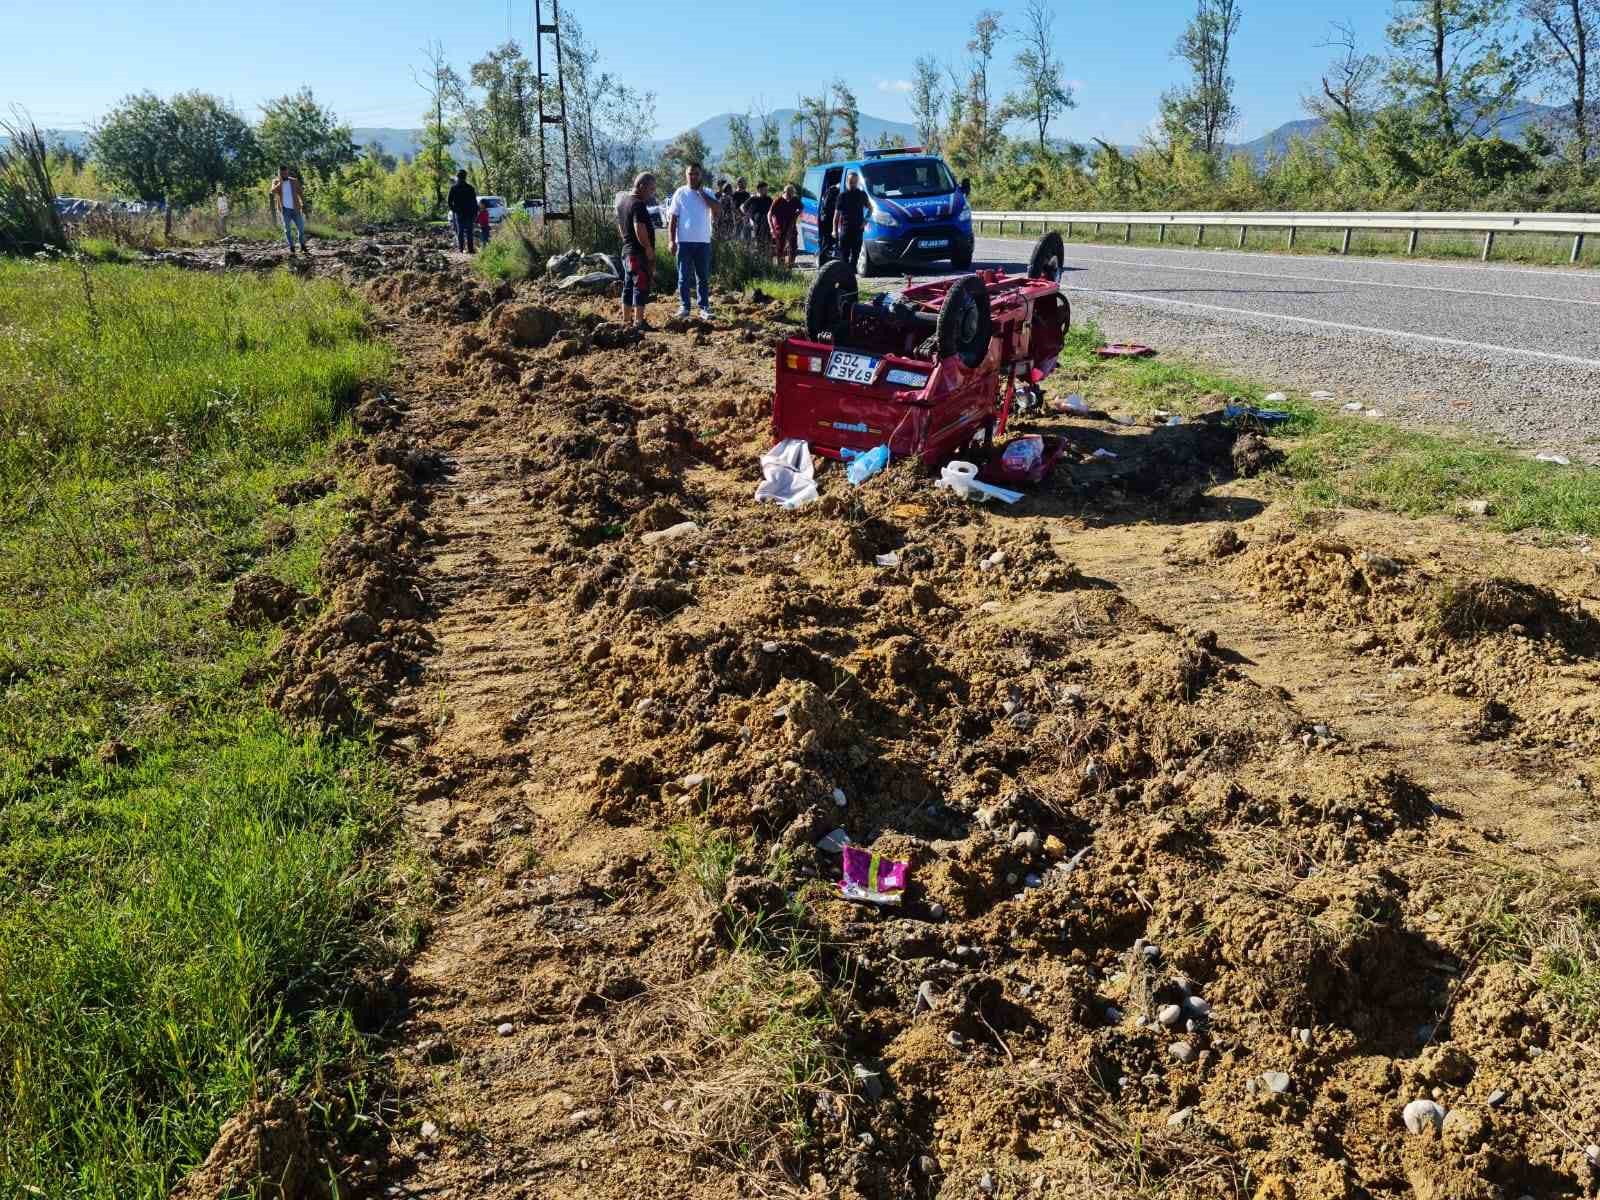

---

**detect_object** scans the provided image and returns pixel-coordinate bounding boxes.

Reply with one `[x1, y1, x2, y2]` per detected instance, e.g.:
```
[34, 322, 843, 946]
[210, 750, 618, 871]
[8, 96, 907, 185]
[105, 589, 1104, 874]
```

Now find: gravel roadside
[1069, 292, 1600, 466]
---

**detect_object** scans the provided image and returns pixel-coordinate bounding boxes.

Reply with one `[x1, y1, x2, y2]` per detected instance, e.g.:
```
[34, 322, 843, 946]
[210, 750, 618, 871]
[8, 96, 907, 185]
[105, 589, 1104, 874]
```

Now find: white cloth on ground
[754, 439, 818, 509]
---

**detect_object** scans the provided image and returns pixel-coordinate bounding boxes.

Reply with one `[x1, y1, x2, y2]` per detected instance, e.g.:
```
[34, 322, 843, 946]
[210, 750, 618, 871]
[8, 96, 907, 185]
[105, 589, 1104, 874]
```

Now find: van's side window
[801, 169, 821, 204]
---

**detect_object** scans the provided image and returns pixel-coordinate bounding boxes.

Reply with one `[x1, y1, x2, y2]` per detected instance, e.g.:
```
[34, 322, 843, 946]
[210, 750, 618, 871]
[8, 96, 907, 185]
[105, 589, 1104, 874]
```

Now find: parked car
[799, 146, 974, 274]
[479, 196, 510, 225]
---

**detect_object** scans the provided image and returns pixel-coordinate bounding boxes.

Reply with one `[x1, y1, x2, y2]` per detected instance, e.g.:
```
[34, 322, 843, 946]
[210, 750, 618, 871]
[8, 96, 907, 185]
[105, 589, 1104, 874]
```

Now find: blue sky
[1, 0, 1475, 145]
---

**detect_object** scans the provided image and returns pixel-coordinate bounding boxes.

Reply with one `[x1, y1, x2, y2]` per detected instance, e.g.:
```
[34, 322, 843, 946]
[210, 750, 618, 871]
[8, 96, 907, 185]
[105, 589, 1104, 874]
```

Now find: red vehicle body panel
[771, 270, 1070, 466]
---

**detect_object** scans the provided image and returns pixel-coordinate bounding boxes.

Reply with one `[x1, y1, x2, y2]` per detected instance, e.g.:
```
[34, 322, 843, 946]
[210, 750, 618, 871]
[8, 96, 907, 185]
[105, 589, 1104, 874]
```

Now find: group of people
[709, 177, 801, 267]
[446, 170, 493, 253]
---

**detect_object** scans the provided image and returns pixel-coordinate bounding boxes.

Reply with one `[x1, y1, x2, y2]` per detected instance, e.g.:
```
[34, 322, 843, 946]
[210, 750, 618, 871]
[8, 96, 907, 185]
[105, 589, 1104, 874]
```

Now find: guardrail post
[1481, 230, 1495, 262]
[1340, 227, 1352, 255]
[1094, 221, 1102, 236]
[1575, 233, 1586, 264]
[1237, 225, 1247, 248]
[1287, 225, 1296, 249]
[1158, 224, 1165, 244]
[1407, 228, 1418, 255]
[1066, 221, 1072, 239]
[1196, 224, 1205, 246]
[1125, 222, 1132, 242]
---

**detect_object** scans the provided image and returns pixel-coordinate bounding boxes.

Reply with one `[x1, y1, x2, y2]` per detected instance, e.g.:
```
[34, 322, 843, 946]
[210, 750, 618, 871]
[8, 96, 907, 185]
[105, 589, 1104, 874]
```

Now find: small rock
[1005, 872, 1019, 886]
[1297, 1027, 1313, 1048]
[1169, 1041, 1196, 1064]
[915, 981, 939, 1014]
[978, 1171, 996, 1196]
[1167, 1107, 1195, 1127]
[1013, 830, 1042, 855]
[1459, 498, 1492, 517]
[1441, 1107, 1489, 1151]
[917, 1155, 940, 1177]
[1260, 1071, 1291, 1095]
[832, 787, 847, 807]
[1104, 1006, 1124, 1025]
[948, 1031, 965, 1048]
[1486, 1088, 1507, 1107]
[1265, 391, 1287, 403]
[496, 1022, 515, 1037]
[1403, 1099, 1447, 1135]
[817, 828, 851, 854]
[1158, 1004, 1184, 1028]
[1184, 996, 1211, 1019]
[853, 1063, 885, 1102]
[680, 773, 706, 791]
[761, 641, 780, 654]
[1141, 943, 1161, 962]
[928, 902, 945, 920]
[1023, 873, 1042, 888]
[420, 1119, 439, 1141]
[1310, 389, 1333, 400]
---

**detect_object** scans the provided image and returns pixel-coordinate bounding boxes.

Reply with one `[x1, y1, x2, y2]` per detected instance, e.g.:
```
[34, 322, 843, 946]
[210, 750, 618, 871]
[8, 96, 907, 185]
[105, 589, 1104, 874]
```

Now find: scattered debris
[840, 845, 908, 906]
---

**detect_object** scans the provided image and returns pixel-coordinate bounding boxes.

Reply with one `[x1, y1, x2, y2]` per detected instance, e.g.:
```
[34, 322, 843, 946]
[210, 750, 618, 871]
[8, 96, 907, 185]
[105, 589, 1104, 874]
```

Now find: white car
[479, 196, 509, 225]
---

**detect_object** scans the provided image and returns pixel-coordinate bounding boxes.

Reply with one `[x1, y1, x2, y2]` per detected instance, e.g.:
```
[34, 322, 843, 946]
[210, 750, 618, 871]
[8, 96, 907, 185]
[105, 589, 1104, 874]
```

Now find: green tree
[1160, 0, 1243, 156]
[258, 88, 356, 180]
[413, 41, 459, 213]
[833, 80, 861, 158]
[723, 113, 759, 179]
[1004, 0, 1076, 150]
[450, 43, 539, 199]
[797, 89, 836, 162]
[910, 56, 947, 151]
[92, 91, 261, 205]
[1385, 0, 1520, 151]
[1520, 0, 1598, 169]
[659, 127, 711, 178]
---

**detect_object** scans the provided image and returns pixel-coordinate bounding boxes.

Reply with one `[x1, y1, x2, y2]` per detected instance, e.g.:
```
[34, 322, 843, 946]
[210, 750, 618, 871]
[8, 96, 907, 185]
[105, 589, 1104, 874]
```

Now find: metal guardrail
[970, 208, 1600, 263]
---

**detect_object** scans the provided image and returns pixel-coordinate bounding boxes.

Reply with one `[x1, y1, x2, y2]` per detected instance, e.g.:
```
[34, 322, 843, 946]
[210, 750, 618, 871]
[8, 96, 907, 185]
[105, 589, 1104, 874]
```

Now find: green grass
[978, 217, 1600, 268]
[1473, 874, 1600, 1024]
[1054, 320, 1600, 536]
[0, 259, 402, 1198]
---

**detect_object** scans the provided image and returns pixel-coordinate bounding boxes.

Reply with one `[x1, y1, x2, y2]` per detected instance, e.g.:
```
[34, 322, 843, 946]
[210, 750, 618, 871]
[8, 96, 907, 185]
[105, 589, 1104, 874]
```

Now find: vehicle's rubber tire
[860, 251, 885, 278]
[935, 274, 993, 368]
[951, 243, 974, 270]
[805, 258, 858, 341]
[1028, 231, 1065, 282]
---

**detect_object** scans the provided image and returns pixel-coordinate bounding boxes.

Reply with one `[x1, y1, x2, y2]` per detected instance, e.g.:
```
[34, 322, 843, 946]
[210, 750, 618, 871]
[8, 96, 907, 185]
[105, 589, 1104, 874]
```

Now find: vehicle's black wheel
[860, 251, 885, 278]
[1028, 231, 1065, 282]
[951, 243, 973, 269]
[935, 274, 993, 368]
[805, 258, 858, 341]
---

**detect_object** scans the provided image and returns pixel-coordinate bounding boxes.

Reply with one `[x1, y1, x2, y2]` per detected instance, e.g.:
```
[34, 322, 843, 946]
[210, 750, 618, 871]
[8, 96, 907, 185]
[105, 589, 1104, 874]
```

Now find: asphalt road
[900, 237, 1600, 461]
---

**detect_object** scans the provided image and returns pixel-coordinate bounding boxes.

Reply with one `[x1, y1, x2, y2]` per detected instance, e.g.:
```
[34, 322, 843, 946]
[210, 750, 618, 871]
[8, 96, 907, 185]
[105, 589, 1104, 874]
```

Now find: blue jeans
[282, 207, 305, 251]
[677, 240, 711, 311]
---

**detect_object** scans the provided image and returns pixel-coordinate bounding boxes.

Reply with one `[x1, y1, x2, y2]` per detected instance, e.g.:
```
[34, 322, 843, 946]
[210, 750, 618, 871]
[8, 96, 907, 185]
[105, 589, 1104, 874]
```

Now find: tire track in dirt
[325, 239, 1600, 1200]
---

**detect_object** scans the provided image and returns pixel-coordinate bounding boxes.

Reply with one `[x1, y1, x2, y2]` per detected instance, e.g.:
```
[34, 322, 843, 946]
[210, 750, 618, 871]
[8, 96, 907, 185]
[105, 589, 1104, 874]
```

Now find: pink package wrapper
[840, 845, 908, 906]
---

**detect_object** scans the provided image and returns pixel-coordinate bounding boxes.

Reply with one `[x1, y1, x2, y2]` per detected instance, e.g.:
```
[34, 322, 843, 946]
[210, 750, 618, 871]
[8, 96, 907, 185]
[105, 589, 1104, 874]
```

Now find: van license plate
[825, 352, 879, 384]
[919, 238, 949, 249]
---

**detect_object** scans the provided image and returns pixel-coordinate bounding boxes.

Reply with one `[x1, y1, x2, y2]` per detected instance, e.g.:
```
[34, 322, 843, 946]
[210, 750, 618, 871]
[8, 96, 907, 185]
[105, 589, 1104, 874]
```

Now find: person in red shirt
[475, 199, 492, 249]
[768, 184, 801, 267]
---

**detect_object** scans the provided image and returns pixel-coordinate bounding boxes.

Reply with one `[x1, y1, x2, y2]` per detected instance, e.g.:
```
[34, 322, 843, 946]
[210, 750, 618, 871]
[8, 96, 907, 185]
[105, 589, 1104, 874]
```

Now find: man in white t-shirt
[270, 166, 308, 256]
[667, 162, 719, 320]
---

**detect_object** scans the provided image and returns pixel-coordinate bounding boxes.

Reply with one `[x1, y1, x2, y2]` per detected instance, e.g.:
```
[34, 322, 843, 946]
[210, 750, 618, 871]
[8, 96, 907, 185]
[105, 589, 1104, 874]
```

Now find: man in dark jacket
[833, 171, 871, 272]
[817, 179, 840, 264]
[447, 170, 478, 254]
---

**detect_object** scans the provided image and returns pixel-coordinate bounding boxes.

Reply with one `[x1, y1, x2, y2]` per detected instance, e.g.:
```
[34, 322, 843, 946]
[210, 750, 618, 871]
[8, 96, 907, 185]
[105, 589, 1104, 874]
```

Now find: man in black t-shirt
[614, 171, 659, 330]
[731, 178, 751, 239]
[818, 180, 841, 264]
[447, 169, 478, 254]
[833, 170, 872, 271]
[743, 182, 773, 249]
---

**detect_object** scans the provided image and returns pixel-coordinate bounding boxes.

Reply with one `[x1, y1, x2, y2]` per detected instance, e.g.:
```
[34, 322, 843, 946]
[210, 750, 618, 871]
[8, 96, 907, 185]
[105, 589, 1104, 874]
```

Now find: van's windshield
[860, 158, 956, 199]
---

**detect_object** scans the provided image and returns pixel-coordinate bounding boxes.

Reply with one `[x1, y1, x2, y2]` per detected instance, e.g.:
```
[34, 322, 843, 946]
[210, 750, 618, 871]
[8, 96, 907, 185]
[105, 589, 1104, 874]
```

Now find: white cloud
[877, 79, 913, 94]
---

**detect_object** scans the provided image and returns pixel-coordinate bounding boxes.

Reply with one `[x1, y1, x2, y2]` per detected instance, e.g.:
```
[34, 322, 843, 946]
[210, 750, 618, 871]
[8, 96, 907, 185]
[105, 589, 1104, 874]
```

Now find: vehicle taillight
[785, 354, 823, 372]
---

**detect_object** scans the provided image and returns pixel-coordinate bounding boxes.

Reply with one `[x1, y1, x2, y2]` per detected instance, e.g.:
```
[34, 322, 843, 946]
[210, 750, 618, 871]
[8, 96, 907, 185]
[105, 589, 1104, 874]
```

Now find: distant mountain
[1229, 99, 1564, 161]
[3, 126, 436, 159]
[650, 109, 922, 161]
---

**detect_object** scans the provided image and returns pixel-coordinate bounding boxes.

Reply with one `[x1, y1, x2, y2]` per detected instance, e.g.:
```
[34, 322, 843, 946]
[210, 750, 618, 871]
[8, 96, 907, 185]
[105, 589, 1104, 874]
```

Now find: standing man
[768, 184, 801, 267]
[447, 169, 478, 255]
[743, 182, 773, 257]
[270, 166, 308, 256]
[615, 171, 658, 330]
[731, 178, 751, 239]
[216, 191, 230, 237]
[668, 162, 719, 321]
[817, 177, 841, 264]
[833, 170, 871, 273]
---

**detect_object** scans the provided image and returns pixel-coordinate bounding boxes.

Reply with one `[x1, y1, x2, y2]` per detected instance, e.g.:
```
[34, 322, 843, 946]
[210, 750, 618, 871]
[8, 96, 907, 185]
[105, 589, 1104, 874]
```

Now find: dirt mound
[226, 573, 310, 628]
[170, 1095, 328, 1200]
[485, 301, 561, 348]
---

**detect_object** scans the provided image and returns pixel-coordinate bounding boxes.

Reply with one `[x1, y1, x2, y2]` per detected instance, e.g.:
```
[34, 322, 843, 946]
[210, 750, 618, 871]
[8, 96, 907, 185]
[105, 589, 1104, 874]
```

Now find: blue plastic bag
[846, 444, 890, 486]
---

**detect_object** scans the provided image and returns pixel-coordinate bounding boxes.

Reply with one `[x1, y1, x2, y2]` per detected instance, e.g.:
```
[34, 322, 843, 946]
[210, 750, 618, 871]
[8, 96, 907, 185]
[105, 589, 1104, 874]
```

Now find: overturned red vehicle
[772, 232, 1070, 464]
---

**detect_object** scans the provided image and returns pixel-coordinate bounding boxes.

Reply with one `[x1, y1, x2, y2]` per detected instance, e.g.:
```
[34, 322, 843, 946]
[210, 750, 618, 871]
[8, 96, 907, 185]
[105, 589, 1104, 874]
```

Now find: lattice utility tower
[534, 0, 575, 223]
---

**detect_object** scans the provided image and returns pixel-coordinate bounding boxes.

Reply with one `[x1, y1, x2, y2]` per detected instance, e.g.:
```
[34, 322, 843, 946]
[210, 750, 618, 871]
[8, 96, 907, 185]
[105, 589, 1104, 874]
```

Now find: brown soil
[170, 1095, 329, 1200]
[229, 229, 1600, 1199]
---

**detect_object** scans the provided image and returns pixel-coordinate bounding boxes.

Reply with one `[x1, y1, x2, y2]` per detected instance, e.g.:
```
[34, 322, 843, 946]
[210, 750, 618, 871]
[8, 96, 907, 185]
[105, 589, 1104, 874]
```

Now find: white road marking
[1034, 252, 1600, 308]
[976, 234, 1600, 281]
[1063, 285, 1600, 370]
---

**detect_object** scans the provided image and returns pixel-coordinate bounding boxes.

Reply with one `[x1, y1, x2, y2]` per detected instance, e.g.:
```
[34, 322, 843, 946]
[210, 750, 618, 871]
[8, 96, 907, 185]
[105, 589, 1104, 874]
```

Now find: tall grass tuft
[0, 112, 67, 255]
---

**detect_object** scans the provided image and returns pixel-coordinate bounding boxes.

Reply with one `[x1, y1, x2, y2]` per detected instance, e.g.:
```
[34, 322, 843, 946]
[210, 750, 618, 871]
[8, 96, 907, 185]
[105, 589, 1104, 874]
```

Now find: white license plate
[919, 238, 949, 249]
[825, 351, 880, 384]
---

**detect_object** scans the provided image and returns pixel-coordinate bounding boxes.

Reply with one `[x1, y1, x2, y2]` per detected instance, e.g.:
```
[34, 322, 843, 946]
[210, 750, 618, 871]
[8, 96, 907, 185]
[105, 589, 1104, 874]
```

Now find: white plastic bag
[754, 439, 818, 509]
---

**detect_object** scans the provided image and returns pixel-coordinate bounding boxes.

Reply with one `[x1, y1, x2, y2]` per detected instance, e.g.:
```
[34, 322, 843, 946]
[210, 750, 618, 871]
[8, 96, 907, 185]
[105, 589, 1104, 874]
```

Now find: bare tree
[412, 41, 456, 213]
[1305, 19, 1382, 132]
[1005, 0, 1076, 150]
[1522, 0, 1598, 167]
[833, 79, 861, 159]
[798, 88, 836, 162]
